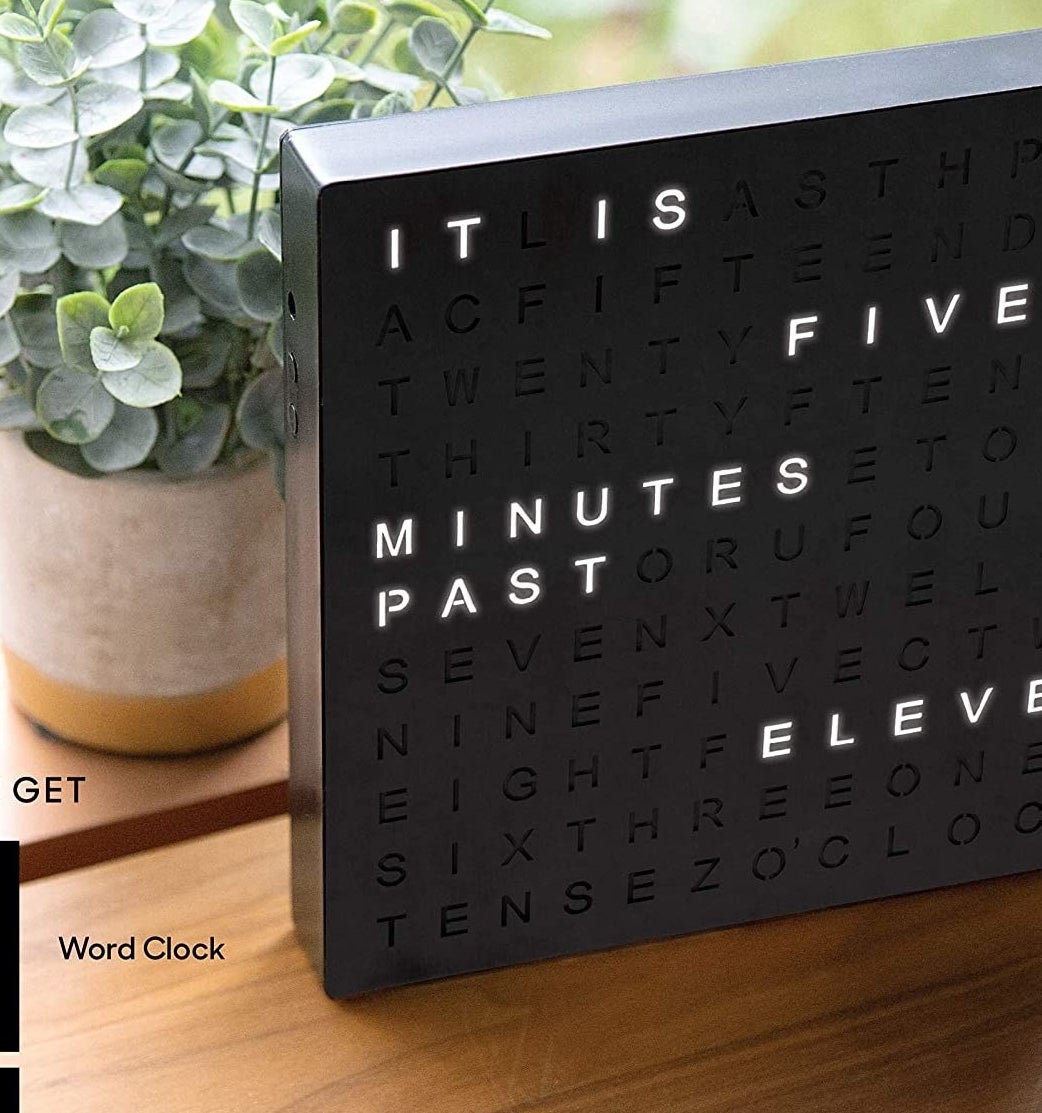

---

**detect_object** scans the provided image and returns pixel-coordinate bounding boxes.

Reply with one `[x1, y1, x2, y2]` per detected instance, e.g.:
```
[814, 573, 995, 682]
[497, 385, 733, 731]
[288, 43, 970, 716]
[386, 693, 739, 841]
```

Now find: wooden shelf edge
[18, 779, 288, 882]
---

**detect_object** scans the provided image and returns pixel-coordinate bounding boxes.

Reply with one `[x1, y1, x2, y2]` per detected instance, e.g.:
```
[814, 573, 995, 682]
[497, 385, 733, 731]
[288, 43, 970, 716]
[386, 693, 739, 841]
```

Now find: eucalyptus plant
[0, 0, 548, 483]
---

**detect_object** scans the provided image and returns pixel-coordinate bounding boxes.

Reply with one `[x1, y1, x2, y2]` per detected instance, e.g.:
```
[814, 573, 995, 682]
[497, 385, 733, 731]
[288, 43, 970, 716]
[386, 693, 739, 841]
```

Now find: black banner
[0, 842, 17, 1052]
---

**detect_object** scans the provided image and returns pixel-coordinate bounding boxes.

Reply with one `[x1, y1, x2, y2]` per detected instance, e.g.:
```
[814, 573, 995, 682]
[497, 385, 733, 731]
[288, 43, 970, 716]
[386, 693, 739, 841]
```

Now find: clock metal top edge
[282, 28, 1042, 189]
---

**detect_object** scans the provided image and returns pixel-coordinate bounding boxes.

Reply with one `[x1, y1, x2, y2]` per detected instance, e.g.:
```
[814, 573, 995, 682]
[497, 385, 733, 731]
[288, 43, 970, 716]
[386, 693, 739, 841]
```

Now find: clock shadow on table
[321, 872, 1042, 1113]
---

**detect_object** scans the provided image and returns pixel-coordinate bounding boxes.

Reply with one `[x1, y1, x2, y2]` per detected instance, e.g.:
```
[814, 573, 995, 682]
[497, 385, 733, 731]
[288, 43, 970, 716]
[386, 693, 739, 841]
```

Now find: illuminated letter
[440, 577, 479, 619]
[787, 315, 819, 357]
[997, 282, 1031, 324]
[893, 699, 926, 737]
[446, 215, 483, 261]
[762, 721, 794, 759]
[652, 188, 687, 232]
[711, 466, 744, 507]
[378, 588, 411, 629]
[574, 555, 608, 595]
[374, 518, 414, 559]
[508, 567, 541, 607]
[642, 476, 675, 516]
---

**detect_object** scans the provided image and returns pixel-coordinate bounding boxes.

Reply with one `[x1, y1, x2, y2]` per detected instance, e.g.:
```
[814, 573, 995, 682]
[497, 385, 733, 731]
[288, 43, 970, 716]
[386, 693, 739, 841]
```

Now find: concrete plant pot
[0, 431, 286, 755]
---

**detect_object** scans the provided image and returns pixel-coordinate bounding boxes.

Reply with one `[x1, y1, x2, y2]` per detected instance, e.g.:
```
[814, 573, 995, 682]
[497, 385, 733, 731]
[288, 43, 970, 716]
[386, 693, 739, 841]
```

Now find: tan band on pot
[4, 648, 287, 756]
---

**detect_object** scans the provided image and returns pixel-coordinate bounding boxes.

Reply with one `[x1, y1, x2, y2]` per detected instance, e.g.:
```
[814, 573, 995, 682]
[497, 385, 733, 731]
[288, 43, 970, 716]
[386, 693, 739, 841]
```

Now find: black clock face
[302, 84, 1042, 995]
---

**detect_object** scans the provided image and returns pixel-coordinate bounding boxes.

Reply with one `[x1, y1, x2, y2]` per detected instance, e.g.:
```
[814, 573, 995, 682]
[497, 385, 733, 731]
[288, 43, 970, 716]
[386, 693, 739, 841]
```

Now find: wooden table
[0, 661, 289, 880]
[15, 815, 1042, 1112]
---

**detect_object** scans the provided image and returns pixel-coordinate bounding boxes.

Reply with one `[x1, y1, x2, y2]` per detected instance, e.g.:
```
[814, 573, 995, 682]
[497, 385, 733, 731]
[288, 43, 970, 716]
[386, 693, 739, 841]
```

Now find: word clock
[283, 31, 1042, 997]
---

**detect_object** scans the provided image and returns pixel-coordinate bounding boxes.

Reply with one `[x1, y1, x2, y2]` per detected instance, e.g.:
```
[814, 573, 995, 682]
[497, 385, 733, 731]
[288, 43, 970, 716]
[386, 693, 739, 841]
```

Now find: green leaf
[236, 250, 281, 322]
[372, 90, 413, 115]
[109, 282, 164, 342]
[0, 274, 20, 319]
[0, 56, 62, 106]
[243, 109, 289, 154]
[392, 33, 426, 78]
[332, 2, 378, 34]
[80, 401, 157, 471]
[328, 55, 366, 81]
[25, 429, 102, 477]
[447, 80, 484, 104]
[90, 326, 146, 372]
[409, 17, 459, 75]
[229, 0, 278, 51]
[149, 256, 201, 335]
[11, 142, 86, 189]
[0, 318, 22, 367]
[175, 324, 234, 388]
[56, 291, 110, 372]
[209, 78, 279, 115]
[18, 35, 89, 87]
[252, 54, 334, 112]
[298, 97, 356, 125]
[256, 209, 281, 261]
[198, 127, 263, 173]
[360, 62, 422, 92]
[5, 99, 77, 149]
[0, 13, 42, 43]
[153, 202, 218, 247]
[184, 256, 243, 319]
[0, 391, 38, 429]
[188, 68, 214, 133]
[39, 183, 123, 226]
[151, 121, 224, 180]
[221, 160, 278, 191]
[0, 183, 46, 215]
[73, 10, 145, 68]
[0, 212, 60, 275]
[61, 214, 128, 269]
[270, 18, 321, 55]
[182, 223, 256, 262]
[100, 49, 178, 93]
[146, 1, 214, 47]
[37, 365, 116, 444]
[483, 8, 551, 37]
[236, 367, 283, 450]
[101, 340, 181, 406]
[76, 83, 143, 138]
[279, 0, 319, 16]
[94, 158, 149, 197]
[384, 0, 443, 25]
[156, 398, 230, 476]
[12, 293, 62, 367]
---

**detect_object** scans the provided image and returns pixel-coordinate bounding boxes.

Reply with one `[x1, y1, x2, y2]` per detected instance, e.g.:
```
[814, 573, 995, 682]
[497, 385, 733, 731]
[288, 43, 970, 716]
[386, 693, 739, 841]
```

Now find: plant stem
[63, 101, 79, 189]
[34, 16, 81, 189]
[424, 26, 475, 108]
[246, 55, 277, 240]
[137, 24, 148, 94]
[423, 1, 494, 109]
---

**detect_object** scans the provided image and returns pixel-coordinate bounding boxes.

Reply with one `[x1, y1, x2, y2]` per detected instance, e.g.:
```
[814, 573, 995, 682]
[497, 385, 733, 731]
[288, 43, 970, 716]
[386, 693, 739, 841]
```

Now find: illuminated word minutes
[372, 463, 810, 629]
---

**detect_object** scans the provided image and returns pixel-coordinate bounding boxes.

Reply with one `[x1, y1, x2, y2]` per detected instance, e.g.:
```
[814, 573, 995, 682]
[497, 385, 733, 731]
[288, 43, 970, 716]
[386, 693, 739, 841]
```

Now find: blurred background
[472, 0, 1042, 95]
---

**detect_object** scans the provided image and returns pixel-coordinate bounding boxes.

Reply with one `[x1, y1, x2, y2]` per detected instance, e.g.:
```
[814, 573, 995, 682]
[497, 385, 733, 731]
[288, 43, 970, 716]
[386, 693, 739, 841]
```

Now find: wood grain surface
[19, 815, 1042, 1112]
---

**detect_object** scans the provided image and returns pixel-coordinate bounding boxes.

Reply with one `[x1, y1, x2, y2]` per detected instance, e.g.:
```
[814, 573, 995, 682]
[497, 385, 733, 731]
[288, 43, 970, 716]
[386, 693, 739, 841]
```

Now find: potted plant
[0, 0, 548, 754]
